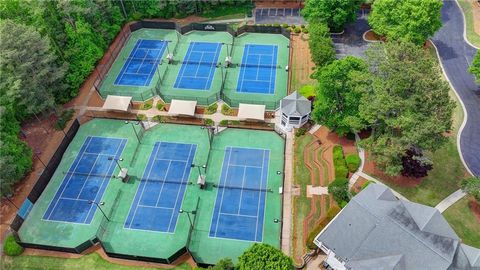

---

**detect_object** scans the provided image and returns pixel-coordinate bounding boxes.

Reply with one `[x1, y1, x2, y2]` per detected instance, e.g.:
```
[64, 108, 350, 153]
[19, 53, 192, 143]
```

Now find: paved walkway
[306, 185, 328, 197]
[435, 189, 467, 213]
[281, 131, 294, 255]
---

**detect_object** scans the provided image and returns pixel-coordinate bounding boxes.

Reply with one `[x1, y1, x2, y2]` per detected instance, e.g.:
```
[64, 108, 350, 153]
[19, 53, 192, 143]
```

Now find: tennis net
[63, 171, 114, 179]
[179, 60, 220, 67]
[124, 57, 162, 64]
[213, 184, 272, 192]
[141, 177, 192, 185]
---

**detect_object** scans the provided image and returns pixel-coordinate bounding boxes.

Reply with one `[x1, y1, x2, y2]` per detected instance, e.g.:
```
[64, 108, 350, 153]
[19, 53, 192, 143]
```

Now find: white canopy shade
[237, 103, 265, 121]
[102, 95, 132, 112]
[168, 99, 197, 116]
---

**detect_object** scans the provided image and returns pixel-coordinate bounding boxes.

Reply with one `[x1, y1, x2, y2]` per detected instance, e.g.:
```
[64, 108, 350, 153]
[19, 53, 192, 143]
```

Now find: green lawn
[0, 253, 192, 270]
[457, 0, 480, 47]
[443, 196, 480, 248]
[292, 134, 315, 262]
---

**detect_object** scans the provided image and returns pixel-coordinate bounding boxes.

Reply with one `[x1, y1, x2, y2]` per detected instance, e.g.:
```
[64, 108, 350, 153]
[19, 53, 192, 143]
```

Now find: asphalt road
[432, 0, 480, 176]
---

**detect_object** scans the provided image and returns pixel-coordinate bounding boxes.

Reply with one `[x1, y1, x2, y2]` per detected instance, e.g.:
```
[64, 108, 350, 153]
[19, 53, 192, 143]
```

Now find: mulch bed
[469, 199, 480, 224]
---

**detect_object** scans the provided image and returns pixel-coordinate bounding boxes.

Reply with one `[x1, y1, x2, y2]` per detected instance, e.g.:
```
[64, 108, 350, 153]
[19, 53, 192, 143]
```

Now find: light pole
[274, 218, 282, 224]
[179, 209, 196, 230]
[201, 125, 216, 146]
[125, 121, 141, 144]
[88, 201, 110, 222]
[108, 157, 123, 170]
[191, 164, 207, 176]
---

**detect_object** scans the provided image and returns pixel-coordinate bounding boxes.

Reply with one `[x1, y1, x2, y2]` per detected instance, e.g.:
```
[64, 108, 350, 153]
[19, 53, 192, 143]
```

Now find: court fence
[10, 119, 84, 251]
[220, 92, 281, 110]
[236, 24, 291, 39]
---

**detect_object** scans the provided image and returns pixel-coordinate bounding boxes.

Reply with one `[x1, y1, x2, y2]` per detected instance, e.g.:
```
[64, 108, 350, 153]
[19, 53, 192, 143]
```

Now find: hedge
[333, 145, 348, 179]
[206, 103, 218, 115]
[328, 178, 350, 206]
[345, 153, 361, 172]
[3, 234, 24, 256]
[306, 205, 341, 249]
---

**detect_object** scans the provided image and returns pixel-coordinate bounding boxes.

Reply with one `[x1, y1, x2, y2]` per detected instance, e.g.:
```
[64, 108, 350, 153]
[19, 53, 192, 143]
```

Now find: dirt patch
[363, 152, 423, 188]
[472, 0, 480, 36]
[363, 30, 383, 42]
[290, 34, 316, 90]
[312, 126, 356, 156]
[351, 177, 368, 194]
[469, 199, 480, 224]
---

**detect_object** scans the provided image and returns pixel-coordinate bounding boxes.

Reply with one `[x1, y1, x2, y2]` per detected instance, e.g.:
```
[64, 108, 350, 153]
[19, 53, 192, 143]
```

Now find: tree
[469, 50, 480, 84]
[401, 147, 433, 178]
[328, 178, 350, 205]
[206, 258, 235, 270]
[302, 0, 361, 31]
[0, 20, 66, 119]
[307, 23, 336, 68]
[0, 106, 32, 197]
[359, 41, 455, 175]
[368, 0, 443, 45]
[237, 243, 294, 270]
[312, 56, 368, 136]
[461, 177, 480, 202]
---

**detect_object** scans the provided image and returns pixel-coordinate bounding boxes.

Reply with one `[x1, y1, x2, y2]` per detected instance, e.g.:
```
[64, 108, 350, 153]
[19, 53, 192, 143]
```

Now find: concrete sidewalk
[435, 189, 467, 213]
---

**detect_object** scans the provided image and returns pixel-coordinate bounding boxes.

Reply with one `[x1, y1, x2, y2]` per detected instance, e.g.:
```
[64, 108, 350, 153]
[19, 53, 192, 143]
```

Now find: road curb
[454, 0, 480, 50]
[429, 39, 474, 177]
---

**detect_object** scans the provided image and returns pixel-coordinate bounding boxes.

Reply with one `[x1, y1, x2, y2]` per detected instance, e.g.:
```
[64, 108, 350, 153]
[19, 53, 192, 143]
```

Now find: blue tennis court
[114, 39, 167, 87]
[174, 42, 222, 90]
[43, 137, 127, 224]
[125, 142, 197, 232]
[209, 147, 270, 242]
[236, 44, 278, 94]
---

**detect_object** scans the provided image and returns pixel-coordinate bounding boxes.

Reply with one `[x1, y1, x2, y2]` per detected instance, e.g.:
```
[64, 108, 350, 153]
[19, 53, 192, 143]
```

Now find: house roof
[280, 91, 311, 117]
[315, 184, 480, 270]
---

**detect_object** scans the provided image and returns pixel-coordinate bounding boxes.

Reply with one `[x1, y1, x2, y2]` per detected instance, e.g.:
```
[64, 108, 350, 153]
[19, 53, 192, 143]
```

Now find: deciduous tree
[359, 41, 454, 175]
[368, 0, 443, 45]
[302, 0, 361, 31]
[311, 56, 369, 136]
[307, 23, 336, 68]
[469, 50, 480, 84]
[461, 177, 480, 202]
[237, 243, 293, 270]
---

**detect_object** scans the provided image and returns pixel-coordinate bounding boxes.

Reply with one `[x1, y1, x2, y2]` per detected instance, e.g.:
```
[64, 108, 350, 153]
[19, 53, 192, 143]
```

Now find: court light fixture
[276, 171, 283, 175]
[179, 209, 196, 230]
[88, 200, 110, 221]
[274, 218, 282, 223]
[108, 157, 124, 171]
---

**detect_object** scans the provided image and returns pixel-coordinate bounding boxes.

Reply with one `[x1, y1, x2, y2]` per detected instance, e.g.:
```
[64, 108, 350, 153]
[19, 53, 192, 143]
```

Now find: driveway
[331, 10, 371, 59]
[432, 0, 480, 176]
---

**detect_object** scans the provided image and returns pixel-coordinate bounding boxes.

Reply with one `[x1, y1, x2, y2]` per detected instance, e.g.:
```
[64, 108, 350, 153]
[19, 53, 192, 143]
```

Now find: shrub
[294, 27, 301, 34]
[273, 23, 280, 27]
[152, 115, 165, 123]
[295, 127, 307, 137]
[156, 101, 165, 111]
[136, 114, 147, 121]
[328, 178, 350, 205]
[54, 109, 74, 130]
[301, 24, 306, 28]
[140, 99, 153, 110]
[340, 201, 348, 208]
[282, 23, 289, 28]
[219, 119, 229, 126]
[291, 24, 296, 28]
[231, 120, 241, 125]
[3, 234, 23, 256]
[345, 154, 361, 172]
[302, 28, 309, 34]
[221, 104, 233, 115]
[204, 118, 214, 126]
[206, 103, 218, 114]
[299, 84, 316, 98]
[335, 165, 349, 179]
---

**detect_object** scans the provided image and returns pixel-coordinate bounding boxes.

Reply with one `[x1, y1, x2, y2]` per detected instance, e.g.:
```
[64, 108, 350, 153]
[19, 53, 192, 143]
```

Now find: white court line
[220, 212, 258, 218]
[214, 147, 233, 237]
[44, 137, 93, 220]
[238, 45, 252, 91]
[237, 166, 248, 215]
[127, 142, 162, 229]
[137, 204, 174, 210]
[154, 160, 172, 207]
[255, 149, 266, 241]
[203, 43, 221, 90]
[83, 138, 126, 223]
[167, 144, 194, 232]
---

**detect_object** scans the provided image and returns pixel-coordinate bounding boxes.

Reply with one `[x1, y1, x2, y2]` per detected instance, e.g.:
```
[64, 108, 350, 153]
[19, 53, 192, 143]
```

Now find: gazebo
[279, 91, 311, 131]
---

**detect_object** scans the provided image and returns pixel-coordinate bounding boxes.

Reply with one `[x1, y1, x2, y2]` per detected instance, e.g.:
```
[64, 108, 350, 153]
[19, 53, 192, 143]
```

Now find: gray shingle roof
[315, 184, 480, 270]
[280, 91, 311, 117]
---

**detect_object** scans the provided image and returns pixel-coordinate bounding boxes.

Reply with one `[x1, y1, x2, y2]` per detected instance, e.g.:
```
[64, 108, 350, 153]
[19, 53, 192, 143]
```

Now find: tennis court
[174, 42, 222, 90]
[125, 142, 197, 232]
[114, 39, 167, 87]
[210, 147, 269, 242]
[43, 136, 127, 224]
[237, 44, 278, 94]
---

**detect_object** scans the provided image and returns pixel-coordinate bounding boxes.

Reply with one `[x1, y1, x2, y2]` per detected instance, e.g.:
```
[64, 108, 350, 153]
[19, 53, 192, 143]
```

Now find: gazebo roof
[280, 91, 311, 117]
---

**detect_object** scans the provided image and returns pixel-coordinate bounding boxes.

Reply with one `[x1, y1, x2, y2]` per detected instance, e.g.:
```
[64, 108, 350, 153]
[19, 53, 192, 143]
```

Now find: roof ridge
[387, 204, 456, 264]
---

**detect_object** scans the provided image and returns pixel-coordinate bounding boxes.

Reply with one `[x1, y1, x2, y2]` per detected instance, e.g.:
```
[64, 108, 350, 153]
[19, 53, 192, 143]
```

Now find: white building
[279, 91, 311, 132]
